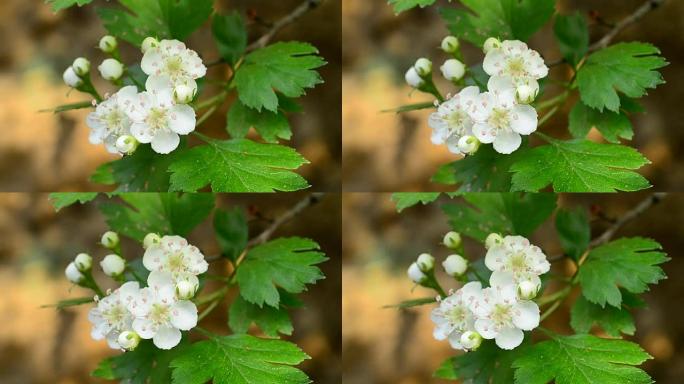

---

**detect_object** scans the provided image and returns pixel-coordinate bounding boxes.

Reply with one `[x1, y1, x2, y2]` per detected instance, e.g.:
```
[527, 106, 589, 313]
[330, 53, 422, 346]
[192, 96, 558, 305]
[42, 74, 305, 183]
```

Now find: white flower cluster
[64, 36, 206, 155]
[65, 233, 208, 351]
[430, 234, 550, 351]
[410, 36, 548, 155]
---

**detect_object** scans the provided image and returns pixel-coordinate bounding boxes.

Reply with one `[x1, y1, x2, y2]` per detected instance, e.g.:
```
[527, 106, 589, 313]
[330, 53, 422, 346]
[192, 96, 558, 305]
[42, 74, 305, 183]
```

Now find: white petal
[485, 245, 506, 271]
[473, 123, 496, 144]
[151, 130, 180, 154]
[143, 246, 166, 272]
[493, 131, 522, 154]
[153, 326, 182, 349]
[474, 318, 498, 339]
[146, 75, 173, 92]
[131, 122, 154, 144]
[511, 105, 538, 135]
[489, 271, 515, 289]
[487, 75, 515, 94]
[152, 88, 174, 109]
[105, 332, 122, 349]
[513, 301, 540, 331]
[141, 49, 163, 75]
[118, 281, 140, 304]
[460, 281, 482, 302]
[170, 300, 198, 330]
[459, 86, 481, 101]
[447, 332, 465, 350]
[133, 318, 157, 339]
[147, 270, 174, 291]
[483, 49, 505, 76]
[495, 327, 524, 350]
[168, 104, 196, 135]
[468, 93, 493, 122]
[445, 135, 462, 154]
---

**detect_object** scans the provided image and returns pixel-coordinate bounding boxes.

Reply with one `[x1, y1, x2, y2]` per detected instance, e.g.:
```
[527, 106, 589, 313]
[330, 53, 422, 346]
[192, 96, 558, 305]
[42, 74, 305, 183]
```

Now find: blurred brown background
[342, 0, 684, 191]
[0, 192, 341, 383]
[342, 192, 684, 383]
[0, 0, 341, 192]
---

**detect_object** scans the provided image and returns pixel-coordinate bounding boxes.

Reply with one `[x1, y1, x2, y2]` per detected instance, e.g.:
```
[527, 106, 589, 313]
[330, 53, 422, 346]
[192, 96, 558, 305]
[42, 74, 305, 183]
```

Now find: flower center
[166, 252, 186, 272]
[104, 305, 128, 327]
[149, 303, 171, 324]
[164, 56, 185, 80]
[105, 109, 127, 134]
[488, 108, 511, 130]
[490, 303, 513, 326]
[507, 252, 528, 272]
[505, 57, 527, 78]
[447, 305, 467, 325]
[145, 107, 169, 132]
[446, 110, 468, 132]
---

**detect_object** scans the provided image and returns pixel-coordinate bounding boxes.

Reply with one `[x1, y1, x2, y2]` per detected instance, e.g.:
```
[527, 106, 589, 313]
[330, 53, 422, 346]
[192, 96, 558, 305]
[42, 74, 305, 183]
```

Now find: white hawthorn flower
[431, 282, 482, 350]
[88, 281, 139, 349]
[63, 67, 83, 88]
[121, 78, 196, 154]
[485, 235, 550, 287]
[99, 35, 118, 53]
[72, 57, 90, 76]
[428, 86, 483, 154]
[74, 253, 92, 272]
[131, 271, 198, 349]
[472, 76, 538, 154]
[443, 254, 468, 277]
[483, 39, 548, 90]
[440, 59, 466, 82]
[405, 67, 424, 88]
[101, 254, 126, 277]
[471, 272, 539, 350]
[141, 39, 206, 96]
[65, 262, 85, 284]
[98, 58, 124, 81]
[407, 262, 427, 283]
[142, 235, 208, 287]
[86, 86, 137, 154]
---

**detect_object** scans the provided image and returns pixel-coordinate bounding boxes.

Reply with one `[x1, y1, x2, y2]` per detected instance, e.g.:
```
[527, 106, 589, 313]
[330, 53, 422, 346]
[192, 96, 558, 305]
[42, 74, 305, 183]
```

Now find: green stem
[193, 91, 227, 110]
[196, 105, 218, 127]
[538, 105, 560, 127]
[194, 286, 228, 306]
[198, 298, 221, 322]
[418, 77, 444, 102]
[535, 91, 569, 111]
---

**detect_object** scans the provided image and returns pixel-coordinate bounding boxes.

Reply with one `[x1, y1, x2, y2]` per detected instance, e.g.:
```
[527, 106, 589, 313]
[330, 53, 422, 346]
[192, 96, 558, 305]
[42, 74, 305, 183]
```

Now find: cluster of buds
[407, 230, 470, 288]
[405, 35, 467, 92]
[63, 35, 124, 92]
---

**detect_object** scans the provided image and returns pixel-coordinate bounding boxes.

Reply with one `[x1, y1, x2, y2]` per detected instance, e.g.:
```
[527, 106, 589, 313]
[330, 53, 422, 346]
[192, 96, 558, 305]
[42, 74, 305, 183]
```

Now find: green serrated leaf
[391, 192, 441, 212]
[229, 295, 293, 337]
[168, 138, 309, 192]
[510, 137, 651, 192]
[212, 11, 247, 66]
[439, 0, 555, 47]
[92, 339, 186, 384]
[577, 42, 668, 112]
[442, 145, 527, 192]
[227, 99, 292, 143]
[236, 237, 327, 308]
[555, 206, 590, 261]
[578, 237, 668, 308]
[512, 332, 652, 384]
[435, 340, 522, 383]
[388, 0, 437, 14]
[235, 42, 326, 112]
[213, 207, 248, 262]
[569, 101, 633, 143]
[170, 334, 311, 384]
[46, 0, 93, 12]
[570, 295, 635, 337]
[94, 144, 179, 192]
[99, 193, 214, 241]
[553, 13, 589, 66]
[49, 193, 98, 211]
[442, 193, 556, 242]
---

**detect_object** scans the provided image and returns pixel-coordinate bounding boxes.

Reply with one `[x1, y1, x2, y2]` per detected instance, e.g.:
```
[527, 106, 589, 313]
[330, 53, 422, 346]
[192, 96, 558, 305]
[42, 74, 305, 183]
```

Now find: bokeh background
[342, 0, 684, 191]
[342, 192, 684, 383]
[0, 0, 341, 192]
[0, 192, 341, 383]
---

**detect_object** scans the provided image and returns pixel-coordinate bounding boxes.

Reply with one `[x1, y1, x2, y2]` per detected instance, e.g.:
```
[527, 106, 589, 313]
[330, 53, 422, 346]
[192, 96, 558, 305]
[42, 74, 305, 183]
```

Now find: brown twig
[246, 0, 324, 52]
[588, 0, 666, 52]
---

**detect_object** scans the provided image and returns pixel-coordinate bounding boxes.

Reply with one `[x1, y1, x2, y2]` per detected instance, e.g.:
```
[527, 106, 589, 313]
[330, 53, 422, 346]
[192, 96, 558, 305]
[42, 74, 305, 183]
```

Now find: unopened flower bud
[63, 67, 83, 88]
[443, 254, 468, 277]
[440, 59, 466, 82]
[101, 254, 126, 277]
[460, 331, 483, 350]
[116, 135, 139, 155]
[118, 331, 140, 351]
[173, 83, 196, 104]
[517, 280, 541, 300]
[72, 57, 90, 76]
[485, 233, 504, 249]
[414, 58, 432, 77]
[405, 67, 424, 88]
[98, 58, 124, 81]
[141, 37, 160, 54]
[99, 35, 118, 53]
[441, 36, 460, 53]
[101, 231, 120, 249]
[458, 135, 480, 154]
[65, 262, 85, 284]
[443, 231, 462, 249]
[407, 262, 427, 284]
[74, 253, 92, 272]
[176, 280, 199, 300]
[143, 233, 161, 249]
[417, 253, 435, 272]
[483, 37, 502, 54]
[515, 83, 538, 104]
